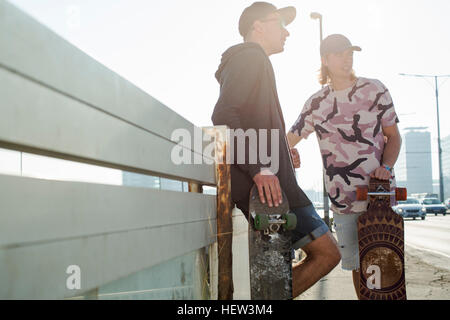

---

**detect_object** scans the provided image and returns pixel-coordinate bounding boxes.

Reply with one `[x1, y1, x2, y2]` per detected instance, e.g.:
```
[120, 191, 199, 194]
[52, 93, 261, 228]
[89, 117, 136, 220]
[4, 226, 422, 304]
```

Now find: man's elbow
[386, 134, 401, 145]
[211, 109, 221, 126]
[393, 131, 402, 147]
[384, 126, 402, 146]
[388, 133, 402, 154]
[212, 108, 236, 128]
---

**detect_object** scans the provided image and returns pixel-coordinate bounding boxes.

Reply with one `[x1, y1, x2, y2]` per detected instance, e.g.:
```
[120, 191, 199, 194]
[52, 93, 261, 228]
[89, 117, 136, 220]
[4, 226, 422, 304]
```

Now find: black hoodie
[211, 42, 311, 214]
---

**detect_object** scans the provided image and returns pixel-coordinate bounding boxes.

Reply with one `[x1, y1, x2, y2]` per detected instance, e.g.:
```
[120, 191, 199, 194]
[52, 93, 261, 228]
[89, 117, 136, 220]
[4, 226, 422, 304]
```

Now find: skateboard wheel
[282, 213, 297, 230]
[356, 186, 368, 201]
[395, 187, 407, 201]
[254, 214, 269, 231]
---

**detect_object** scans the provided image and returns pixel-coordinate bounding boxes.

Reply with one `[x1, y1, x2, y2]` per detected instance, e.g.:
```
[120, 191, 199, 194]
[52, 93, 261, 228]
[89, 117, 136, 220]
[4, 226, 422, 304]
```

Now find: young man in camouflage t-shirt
[287, 34, 402, 299]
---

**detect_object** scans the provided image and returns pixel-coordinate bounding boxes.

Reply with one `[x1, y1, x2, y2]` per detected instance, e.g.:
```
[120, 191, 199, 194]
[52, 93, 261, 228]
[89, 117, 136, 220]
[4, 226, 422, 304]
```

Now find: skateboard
[356, 178, 407, 300]
[248, 185, 297, 300]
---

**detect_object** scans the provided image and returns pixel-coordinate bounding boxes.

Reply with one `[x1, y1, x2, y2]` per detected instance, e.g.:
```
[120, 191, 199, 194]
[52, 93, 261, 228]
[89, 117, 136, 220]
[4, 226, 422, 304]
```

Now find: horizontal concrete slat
[0, 220, 215, 299]
[0, 0, 201, 144]
[0, 67, 216, 184]
[0, 174, 216, 247]
[0, 173, 217, 298]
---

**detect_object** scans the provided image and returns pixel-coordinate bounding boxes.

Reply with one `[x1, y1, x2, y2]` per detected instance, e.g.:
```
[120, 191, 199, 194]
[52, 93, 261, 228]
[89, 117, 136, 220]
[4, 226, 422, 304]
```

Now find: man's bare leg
[292, 231, 341, 298]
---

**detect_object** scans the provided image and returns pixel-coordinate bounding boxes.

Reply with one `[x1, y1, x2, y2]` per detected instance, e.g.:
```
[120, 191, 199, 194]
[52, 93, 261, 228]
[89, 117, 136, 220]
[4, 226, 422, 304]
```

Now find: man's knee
[328, 246, 342, 267]
[303, 232, 341, 268]
[321, 243, 341, 269]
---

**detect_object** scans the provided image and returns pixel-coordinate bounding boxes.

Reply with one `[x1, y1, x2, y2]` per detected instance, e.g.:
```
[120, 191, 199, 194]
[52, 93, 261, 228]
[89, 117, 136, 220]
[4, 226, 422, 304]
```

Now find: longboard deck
[357, 178, 407, 300]
[248, 185, 293, 300]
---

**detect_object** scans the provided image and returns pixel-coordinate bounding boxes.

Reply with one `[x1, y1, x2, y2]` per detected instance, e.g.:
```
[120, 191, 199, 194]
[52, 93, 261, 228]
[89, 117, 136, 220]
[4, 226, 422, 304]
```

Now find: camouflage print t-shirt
[290, 77, 399, 215]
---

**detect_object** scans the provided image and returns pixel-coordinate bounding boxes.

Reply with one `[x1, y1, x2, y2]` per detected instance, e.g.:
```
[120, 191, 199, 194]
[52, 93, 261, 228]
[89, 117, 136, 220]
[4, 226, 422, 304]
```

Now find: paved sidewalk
[295, 233, 450, 300]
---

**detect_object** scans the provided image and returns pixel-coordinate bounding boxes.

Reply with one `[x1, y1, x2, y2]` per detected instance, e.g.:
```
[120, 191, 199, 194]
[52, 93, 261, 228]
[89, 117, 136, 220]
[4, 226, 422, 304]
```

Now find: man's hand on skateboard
[253, 169, 282, 208]
[370, 165, 392, 181]
[290, 148, 301, 169]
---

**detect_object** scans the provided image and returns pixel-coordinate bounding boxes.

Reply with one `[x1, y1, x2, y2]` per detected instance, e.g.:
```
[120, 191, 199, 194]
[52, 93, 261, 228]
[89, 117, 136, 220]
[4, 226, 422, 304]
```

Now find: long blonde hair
[319, 63, 356, 86]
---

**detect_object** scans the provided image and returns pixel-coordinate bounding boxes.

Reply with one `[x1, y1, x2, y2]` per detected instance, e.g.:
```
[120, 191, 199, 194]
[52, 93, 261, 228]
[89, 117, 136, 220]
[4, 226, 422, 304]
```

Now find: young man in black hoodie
[211, 2, 341, 298]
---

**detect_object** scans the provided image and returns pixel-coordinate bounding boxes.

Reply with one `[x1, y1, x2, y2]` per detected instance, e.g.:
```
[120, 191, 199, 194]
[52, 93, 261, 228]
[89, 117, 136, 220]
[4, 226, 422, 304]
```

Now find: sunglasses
[259, 17, 287, 29]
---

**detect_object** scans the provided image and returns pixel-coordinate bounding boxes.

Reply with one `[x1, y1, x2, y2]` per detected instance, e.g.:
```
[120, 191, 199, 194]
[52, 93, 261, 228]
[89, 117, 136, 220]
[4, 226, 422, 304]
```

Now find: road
[404, 214, 450, 267]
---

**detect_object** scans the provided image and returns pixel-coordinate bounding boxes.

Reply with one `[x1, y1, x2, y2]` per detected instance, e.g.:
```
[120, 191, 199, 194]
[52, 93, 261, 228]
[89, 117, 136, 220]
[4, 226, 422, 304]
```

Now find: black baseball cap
[320, 34, 362, 56]
[239, 2, 296, 37]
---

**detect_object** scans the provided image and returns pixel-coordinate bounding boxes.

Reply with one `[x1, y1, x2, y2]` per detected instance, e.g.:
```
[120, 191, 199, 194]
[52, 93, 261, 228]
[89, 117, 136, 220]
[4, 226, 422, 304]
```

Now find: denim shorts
[289, 205, 330, 250]
[333, 212, 362, 271]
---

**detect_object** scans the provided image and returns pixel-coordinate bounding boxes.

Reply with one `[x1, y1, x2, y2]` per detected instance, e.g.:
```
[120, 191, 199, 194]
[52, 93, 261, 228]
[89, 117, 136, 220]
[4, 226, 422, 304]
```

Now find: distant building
[396, 127, 433, 195]
[122, 171, 188, 192]
[122, 171, 160, 189]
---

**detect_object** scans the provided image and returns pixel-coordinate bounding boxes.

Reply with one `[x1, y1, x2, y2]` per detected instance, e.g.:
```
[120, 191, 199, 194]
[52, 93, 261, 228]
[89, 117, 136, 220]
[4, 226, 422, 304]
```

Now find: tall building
[396, 128, 433, 195]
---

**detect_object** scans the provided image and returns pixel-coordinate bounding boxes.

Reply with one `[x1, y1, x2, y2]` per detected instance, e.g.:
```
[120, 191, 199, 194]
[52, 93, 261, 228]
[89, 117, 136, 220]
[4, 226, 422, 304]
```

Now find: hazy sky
[5, 0, 450, 190]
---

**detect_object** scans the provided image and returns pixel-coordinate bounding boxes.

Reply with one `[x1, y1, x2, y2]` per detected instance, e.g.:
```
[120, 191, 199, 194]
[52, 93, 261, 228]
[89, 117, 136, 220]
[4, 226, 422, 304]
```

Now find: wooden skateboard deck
[356, 178, 407, 300]
[248, 185, 295, 300]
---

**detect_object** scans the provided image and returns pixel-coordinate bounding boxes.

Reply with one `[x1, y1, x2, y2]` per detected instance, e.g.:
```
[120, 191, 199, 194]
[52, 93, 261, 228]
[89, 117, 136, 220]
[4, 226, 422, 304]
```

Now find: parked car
[446, 198, 450, 209]
[393, 198, 426, 220]
[421, 198, 447, 216]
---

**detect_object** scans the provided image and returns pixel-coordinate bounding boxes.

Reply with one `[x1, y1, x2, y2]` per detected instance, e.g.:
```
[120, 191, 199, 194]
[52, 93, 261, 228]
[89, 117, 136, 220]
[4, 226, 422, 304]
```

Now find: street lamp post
[310, 12, 323, 44]
[399, 73, 450, 202]
[310, 12, 331, 228]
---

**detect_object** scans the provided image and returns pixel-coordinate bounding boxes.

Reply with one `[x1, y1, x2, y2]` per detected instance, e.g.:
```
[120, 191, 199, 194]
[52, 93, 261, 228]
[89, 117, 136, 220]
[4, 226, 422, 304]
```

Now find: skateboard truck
[356, 186, 407, 201]
[253, 212, 297, 233]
